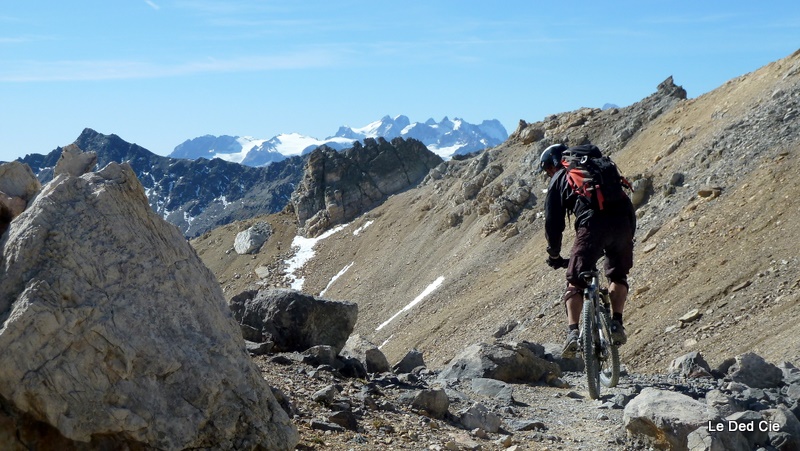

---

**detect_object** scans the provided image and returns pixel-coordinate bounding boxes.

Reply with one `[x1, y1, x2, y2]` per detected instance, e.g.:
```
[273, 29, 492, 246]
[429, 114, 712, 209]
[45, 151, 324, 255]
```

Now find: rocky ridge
[290, 137, 443, 237]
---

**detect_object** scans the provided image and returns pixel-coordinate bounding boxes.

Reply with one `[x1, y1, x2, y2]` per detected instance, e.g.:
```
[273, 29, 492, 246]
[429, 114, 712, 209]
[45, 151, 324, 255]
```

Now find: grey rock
[309, 420, 345, 432]
[669, 172, 685, 187]
[763, 405, 800, 450]
[302, 345, 340, 367]
[705, 389, 745, 418]
[624, 387, 719, 450]
[245, 340, 274, 356]
[234, 221, 273, 254]
[679, 308, 703, 324]
[338, 356, 367, 379]
[493, 320, 518, 338]
[726, 410, 770, 448]
[506, 419, 546, 432]
[778, 362, 800, 386]
[470, 378, 515, 405]
[0, 162, 297, 450]
[409, 388, 449, 420]
[630, 177, 652, 208]
[312, 385, 339, 405]
[542, 342, 584, 373]
[686, 425, 750, 451]
[518, 122, 545, 144]
[728, 353, 784, 389]
[0, 161, 41, 234]
[669, 351, 713, 378]
[438, 342, 560, 383]
[458, 402, 501, 433]
[342, 334, 391, 374]
[229, 288, 357, 355]
[393, 349, 426, 374]
[327, 410, 358, 431]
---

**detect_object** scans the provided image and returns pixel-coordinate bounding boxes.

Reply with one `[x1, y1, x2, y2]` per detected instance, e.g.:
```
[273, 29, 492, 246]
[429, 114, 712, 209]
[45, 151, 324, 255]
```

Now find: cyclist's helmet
[538, 143, 567, 172]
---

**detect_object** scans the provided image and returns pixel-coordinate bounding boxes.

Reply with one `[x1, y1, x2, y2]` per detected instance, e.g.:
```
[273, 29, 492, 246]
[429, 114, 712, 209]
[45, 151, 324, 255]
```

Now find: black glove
[546, 255, 569, 269]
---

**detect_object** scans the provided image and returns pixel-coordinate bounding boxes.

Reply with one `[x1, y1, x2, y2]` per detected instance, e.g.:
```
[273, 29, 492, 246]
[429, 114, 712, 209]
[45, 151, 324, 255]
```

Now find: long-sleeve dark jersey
[544, 168, 636, 257]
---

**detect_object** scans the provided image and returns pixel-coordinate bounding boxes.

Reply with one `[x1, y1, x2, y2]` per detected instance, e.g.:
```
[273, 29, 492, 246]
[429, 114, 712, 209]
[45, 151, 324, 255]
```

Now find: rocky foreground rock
[229, 289, 800, 450]
[0, 162, 297, 450]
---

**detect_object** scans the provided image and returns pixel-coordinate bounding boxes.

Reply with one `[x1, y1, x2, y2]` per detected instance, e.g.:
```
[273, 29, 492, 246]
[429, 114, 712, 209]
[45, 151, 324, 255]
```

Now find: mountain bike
[578, 270, 620, 399]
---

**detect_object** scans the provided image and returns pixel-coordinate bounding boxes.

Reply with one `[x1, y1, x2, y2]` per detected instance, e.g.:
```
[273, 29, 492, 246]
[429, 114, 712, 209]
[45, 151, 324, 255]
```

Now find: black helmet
[539, 144, 567, 172]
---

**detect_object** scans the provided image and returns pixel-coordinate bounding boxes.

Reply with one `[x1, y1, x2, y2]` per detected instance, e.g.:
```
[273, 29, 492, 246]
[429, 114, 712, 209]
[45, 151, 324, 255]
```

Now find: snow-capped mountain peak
[170, 115, 508, 166]
[339, 115, 411, 140]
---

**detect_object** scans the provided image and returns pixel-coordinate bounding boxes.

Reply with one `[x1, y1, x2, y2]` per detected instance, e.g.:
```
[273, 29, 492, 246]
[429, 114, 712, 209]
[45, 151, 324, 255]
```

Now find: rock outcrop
[0, 163, 297, 450]
[290, 137, 443, 237]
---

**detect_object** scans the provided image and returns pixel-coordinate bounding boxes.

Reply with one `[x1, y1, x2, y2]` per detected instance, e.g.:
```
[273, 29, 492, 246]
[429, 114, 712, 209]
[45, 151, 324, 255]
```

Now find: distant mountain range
[170, 115, 508, 166]
[19, 129, 307, 238]
[18, 129, 449, 239]
[12, 115, 507, 237]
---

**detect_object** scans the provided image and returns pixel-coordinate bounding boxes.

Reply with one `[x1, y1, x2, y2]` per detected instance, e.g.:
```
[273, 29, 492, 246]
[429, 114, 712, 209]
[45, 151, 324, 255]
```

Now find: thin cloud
[174, 0, 285, 16]
[642, 13, 739, 26]
[145, 0, 161, 11]
[0, 51, 340, 82]
[0, 37, 29, 44]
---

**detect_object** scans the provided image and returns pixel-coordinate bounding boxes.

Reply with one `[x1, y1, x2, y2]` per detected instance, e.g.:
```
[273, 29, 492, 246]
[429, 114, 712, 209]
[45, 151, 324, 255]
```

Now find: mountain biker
[539, 143, 636, 358]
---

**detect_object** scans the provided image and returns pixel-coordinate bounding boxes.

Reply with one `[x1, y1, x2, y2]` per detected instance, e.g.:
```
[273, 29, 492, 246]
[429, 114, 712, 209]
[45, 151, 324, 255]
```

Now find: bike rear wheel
[597, 307, 620, 388]
[581, 299, 601, 400]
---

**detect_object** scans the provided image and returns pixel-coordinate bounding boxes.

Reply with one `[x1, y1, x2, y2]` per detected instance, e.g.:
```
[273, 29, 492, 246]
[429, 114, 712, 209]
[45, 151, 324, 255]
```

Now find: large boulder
[342, 334, 391, 374]
[234, 221, 273, 255]
[0, 160, 41, 203]
[0, 163, 298, 450]
[624, 387, 720, 450]
[437, 342, 561, 383]
[230, 288, 358, 355]
[727, 353, 784, 389]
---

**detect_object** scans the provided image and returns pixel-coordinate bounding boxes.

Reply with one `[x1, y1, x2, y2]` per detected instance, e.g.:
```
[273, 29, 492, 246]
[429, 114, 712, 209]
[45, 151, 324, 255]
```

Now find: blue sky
[1, 1, 799, 162]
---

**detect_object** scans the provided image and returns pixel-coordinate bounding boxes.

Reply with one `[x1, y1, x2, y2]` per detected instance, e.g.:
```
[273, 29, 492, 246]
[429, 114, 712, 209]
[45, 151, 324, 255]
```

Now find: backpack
[561, 144, 632, 211]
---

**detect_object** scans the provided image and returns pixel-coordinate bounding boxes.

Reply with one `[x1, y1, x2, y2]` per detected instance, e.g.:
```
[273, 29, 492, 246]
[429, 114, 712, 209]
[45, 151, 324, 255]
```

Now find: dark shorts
[566, 213, 634, 289]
